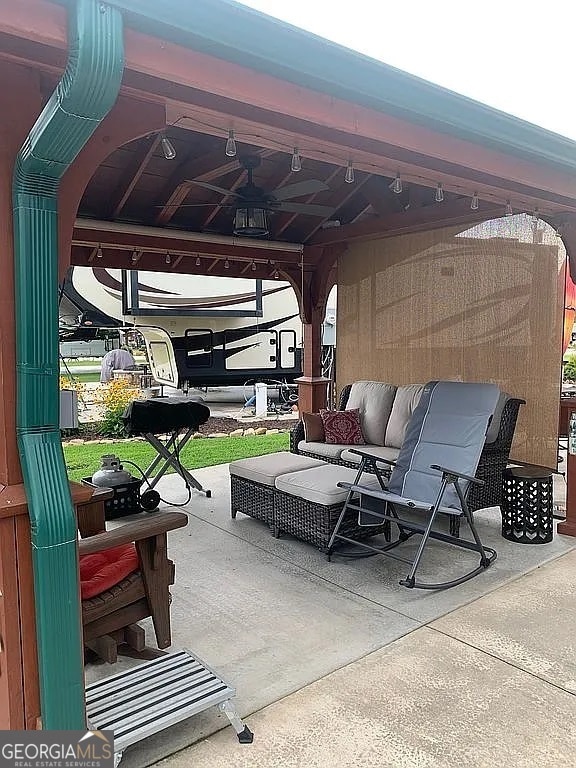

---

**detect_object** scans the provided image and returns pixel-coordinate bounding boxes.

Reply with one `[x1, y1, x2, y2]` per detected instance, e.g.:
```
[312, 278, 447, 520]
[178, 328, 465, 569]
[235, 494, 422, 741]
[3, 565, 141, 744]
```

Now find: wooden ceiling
[78, 126, 470, 245]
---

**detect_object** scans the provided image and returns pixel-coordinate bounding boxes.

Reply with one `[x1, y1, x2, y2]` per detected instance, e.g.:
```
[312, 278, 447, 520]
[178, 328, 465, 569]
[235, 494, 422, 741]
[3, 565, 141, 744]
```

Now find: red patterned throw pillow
[320, 408, 365, 445]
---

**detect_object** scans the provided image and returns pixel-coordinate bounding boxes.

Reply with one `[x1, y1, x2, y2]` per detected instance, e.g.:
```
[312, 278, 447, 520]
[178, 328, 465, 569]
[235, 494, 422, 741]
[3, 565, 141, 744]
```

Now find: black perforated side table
[501, 466, 554, 544]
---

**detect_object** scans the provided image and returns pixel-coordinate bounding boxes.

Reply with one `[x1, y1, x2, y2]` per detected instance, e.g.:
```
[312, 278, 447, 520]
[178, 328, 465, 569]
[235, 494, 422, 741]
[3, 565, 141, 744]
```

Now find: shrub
[59, 374, 87, 402]
[564, 358, 576, 382]
[95, 379, 140, 438]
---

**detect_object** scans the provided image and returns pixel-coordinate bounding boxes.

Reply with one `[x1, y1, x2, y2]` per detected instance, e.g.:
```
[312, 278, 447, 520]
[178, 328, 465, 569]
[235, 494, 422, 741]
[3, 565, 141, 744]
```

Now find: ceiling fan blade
[272, 179, 329, 201]
[189, 180, 242, 197]
[276, 201, 335, 217]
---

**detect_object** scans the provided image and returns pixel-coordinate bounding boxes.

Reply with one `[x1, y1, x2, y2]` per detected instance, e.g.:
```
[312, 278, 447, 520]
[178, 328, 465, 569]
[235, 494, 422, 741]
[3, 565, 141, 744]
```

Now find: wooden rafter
[154, 147, 276, 227]
[301, 172, 371, 242]
[361, 175, 407, 216]
[108, 134, 162, 219]
[350, 203, 372, 224]
[200, 169, 246, 229]
[311, 198, 502, 245]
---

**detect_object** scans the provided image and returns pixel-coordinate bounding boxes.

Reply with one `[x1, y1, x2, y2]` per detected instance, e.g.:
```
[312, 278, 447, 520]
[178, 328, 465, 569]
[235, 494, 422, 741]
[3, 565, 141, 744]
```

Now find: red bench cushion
[80, 543, 139, 600]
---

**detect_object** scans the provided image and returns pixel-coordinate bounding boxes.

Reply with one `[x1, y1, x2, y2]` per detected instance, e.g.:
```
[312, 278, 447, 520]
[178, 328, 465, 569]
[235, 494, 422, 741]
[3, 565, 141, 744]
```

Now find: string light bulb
[505, 200, 513, 216]
[344, 160, 355, 184]
[390, 173, 402, 194]
[225, 129, 237, 157]
[161, 135, 176, 160]
[470, 192, 479, 210]
[435, 183, 444, 203]
[291, 147, 302, 173]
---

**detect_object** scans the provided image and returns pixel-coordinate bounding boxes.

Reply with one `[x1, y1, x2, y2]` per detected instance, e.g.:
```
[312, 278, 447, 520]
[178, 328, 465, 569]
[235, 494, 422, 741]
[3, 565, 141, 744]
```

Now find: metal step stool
[86, 649, 253, 765]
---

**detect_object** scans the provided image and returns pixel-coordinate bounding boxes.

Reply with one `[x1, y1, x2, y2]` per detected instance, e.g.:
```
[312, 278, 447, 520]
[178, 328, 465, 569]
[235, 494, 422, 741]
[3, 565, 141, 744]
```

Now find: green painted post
[12, 0, 124, 728]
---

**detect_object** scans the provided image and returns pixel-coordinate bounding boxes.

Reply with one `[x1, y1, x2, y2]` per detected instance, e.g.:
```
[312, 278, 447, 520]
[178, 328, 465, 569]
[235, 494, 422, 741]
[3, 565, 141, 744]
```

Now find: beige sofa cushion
[230, 451, 325, 486]
[297, 441, 356, 461]
[275, 464, 382, 506]
[340, 445, 400, 468]
[385, 384, 424, 448]
[345, 381, 397, 446]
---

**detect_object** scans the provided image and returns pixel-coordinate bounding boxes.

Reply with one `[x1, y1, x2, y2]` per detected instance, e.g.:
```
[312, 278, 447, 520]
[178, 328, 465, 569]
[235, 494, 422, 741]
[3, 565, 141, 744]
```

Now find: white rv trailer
[60, 266, 303, 389]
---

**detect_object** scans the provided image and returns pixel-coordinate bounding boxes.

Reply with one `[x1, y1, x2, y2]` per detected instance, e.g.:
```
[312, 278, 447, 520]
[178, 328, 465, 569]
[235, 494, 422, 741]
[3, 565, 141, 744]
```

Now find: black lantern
[233, 206, 269, 237]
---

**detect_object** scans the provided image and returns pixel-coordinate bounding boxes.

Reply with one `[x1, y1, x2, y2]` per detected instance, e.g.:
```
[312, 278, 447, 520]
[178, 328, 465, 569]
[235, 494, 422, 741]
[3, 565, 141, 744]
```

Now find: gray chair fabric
[388, 380, 501, 510]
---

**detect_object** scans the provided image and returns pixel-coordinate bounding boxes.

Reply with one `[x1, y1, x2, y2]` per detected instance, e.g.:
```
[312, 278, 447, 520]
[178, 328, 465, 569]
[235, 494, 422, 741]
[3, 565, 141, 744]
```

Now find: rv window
[184, 329, 214, 369]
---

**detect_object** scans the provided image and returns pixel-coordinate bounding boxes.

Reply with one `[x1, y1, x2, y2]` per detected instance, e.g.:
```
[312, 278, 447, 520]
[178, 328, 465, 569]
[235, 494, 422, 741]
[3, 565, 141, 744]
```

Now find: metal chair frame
[327, 449, 497, 590]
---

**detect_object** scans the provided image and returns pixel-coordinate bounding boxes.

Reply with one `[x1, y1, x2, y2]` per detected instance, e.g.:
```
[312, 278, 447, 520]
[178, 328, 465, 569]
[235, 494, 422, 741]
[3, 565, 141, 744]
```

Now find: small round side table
[501, 466, 554, 544]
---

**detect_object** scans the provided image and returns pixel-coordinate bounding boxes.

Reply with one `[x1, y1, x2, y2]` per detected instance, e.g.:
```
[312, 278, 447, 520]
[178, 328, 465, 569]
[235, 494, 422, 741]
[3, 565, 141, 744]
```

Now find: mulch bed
[68, 415, 299, 441]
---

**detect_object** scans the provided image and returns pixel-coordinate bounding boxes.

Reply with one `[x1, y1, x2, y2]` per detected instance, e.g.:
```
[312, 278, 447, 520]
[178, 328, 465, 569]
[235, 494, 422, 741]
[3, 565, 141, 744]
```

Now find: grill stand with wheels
[86, 649, 253, 765]
[122, 397, 212, 498]
[142, 428, 211, 497]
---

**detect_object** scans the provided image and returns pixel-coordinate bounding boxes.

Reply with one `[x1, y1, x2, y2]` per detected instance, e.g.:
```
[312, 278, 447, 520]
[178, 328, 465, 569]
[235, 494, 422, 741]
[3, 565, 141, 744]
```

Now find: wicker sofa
[290, 381, 525, 514]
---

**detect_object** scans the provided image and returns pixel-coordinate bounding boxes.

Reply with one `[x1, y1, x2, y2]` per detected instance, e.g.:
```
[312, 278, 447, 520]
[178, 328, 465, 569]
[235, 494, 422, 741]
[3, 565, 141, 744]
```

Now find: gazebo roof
[66, 0, 576, 170]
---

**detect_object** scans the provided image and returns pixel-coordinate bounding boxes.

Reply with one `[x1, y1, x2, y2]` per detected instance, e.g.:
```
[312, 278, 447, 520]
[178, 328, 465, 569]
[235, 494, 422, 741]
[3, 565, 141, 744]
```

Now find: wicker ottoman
[274, 464, 386, 551]
[229, 452, 326, 528]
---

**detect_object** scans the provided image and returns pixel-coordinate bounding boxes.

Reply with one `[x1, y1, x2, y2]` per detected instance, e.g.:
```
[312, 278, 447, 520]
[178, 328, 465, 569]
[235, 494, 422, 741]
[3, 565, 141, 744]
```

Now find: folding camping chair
[327, 381, 501, 590]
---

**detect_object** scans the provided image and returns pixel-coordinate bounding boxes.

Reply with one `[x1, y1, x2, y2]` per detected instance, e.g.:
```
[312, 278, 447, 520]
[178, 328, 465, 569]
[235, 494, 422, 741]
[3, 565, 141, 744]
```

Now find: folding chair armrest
[348, 448, 397, 467]
[430, 464, 484, 486]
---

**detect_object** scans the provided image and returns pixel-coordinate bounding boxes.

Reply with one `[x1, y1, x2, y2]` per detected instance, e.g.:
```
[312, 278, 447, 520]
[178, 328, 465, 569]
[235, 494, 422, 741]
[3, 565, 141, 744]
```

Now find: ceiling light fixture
[161, 135, 176, 160]
[291, 147, 302, 173]
[390, 173, 402, 194]
[251, 260, 257, 271]
[131, 251, 139, 263]
[195, 255, 201, 266]
[435, 183, 444, 203]
[233, 207, 269, 237]
[344, 160, 355, 184]
[224, 258, 230, 269]
[225, 129, 237, 157]
[96, 245, 103, 259]
[165, 253, 171, 264]
[470, 192, 479, 210]
[505, 200, 513, 216]
[273, 269, 280, 279]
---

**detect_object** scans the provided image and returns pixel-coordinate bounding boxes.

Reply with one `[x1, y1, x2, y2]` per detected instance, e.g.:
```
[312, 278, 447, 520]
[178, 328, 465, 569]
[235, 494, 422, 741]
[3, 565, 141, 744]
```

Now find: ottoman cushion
[275, 464, 382, 506]
[230, 451, 325, 486]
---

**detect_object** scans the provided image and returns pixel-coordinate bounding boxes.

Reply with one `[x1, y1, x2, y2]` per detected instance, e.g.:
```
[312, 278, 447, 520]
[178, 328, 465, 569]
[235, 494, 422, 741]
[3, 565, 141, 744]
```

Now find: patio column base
[295, 376, 330, 413]
[557, 520, 576, 537]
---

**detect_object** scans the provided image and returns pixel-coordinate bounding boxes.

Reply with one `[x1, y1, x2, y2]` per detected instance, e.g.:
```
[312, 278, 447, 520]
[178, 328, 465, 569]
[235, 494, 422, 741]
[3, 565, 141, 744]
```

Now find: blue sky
[237, 0, 576, 141]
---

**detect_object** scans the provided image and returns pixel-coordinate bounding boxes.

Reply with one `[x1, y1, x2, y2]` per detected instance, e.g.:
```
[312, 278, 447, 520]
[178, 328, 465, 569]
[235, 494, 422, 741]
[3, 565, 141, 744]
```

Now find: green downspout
[12, 0, 124, 728]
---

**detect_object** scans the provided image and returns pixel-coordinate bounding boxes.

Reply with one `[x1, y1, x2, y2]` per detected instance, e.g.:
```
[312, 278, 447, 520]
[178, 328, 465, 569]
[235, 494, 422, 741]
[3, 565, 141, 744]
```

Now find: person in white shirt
[100, 347, 136, 383]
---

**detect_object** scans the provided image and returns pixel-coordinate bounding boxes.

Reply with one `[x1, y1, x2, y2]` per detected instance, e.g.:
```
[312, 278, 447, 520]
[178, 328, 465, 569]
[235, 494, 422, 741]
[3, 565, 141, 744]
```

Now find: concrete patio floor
[84, 460, 575, 768]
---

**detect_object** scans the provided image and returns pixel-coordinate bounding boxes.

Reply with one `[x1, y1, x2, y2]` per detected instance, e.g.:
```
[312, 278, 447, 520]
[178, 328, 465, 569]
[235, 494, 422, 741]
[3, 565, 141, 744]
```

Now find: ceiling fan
[189, 154, 335, 236]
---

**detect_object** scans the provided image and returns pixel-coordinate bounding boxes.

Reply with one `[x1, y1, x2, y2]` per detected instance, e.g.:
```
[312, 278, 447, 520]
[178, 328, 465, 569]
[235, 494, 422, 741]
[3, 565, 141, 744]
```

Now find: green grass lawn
[61, 371, 101, 384]
[64, 433, 289, 483]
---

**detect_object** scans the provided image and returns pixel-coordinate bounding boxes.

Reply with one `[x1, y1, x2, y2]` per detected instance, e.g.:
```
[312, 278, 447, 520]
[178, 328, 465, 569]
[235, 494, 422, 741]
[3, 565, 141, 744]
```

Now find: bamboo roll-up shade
[337, 215, 565, 466]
